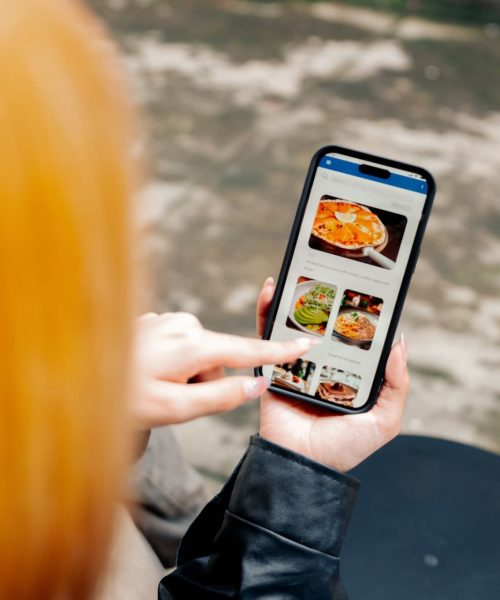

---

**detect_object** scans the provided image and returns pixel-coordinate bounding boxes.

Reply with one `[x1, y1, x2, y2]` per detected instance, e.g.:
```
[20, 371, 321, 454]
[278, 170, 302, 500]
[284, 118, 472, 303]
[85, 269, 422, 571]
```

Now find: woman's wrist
[259, 416, 339, 471]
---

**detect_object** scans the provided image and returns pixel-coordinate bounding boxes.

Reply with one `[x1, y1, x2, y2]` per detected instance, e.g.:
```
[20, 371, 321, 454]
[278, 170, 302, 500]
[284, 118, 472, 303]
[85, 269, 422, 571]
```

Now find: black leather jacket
[159, 435, 359, 599]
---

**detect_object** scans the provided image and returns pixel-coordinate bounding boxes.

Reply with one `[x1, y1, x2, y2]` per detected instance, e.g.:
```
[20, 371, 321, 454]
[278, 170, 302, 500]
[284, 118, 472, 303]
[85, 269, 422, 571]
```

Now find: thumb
[145, 376, 270, 425]
[381, 338, 409, 398]
[372, 338, 410, 432]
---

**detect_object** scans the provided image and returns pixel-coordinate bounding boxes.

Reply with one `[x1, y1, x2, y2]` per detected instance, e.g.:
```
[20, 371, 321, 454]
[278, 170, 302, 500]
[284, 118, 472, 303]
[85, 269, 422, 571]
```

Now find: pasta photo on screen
[332, 290, 383, 351]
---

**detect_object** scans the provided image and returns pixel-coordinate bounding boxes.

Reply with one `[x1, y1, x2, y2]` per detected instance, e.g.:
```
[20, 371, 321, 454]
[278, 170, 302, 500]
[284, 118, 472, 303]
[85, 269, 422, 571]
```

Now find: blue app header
[319, 156, 428, 194]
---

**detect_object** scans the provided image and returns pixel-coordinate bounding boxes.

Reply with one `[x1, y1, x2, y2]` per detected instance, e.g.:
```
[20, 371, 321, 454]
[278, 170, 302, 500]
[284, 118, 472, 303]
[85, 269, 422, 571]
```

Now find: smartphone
[257, 145, 435, 414]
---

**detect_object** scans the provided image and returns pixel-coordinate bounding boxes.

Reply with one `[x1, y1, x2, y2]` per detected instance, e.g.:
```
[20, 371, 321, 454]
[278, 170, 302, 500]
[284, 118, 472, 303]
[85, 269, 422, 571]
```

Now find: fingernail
[264, 276, 275, 287]
[400, 333, 408, 364]
[244, 376, 270, 400]
[295, 337, 321, 350]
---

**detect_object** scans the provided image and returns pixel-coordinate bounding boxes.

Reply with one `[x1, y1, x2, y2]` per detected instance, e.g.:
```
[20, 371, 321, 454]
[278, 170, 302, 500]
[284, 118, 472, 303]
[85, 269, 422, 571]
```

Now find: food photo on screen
[308, 195, 408, 270]
[271, 358, 316, 395]
[286, 276, 337, 337]
[315, 365, 361, 408]
[332, 290, 383, 351]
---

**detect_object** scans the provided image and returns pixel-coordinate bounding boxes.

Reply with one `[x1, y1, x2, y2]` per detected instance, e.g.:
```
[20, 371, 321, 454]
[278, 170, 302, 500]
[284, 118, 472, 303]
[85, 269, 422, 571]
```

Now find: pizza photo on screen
[308, 195, 408, 269]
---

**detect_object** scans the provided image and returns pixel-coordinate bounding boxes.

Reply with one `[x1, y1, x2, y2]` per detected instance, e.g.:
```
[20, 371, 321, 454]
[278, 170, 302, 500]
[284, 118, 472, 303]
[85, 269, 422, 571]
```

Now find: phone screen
[262, 149, 432, 411]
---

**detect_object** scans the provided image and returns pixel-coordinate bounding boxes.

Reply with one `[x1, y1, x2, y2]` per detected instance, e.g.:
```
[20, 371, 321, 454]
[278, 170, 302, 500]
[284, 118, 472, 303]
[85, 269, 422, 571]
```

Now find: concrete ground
[83, 2, 500, 598]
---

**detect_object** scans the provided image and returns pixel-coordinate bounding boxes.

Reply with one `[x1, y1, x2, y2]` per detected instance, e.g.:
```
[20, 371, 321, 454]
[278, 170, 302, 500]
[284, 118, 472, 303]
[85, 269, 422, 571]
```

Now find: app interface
[263, 153, 428, 409]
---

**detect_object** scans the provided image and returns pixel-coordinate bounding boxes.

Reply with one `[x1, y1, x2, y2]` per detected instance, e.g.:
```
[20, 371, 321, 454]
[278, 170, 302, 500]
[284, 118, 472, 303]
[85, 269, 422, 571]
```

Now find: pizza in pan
[311, 200, 387, 250]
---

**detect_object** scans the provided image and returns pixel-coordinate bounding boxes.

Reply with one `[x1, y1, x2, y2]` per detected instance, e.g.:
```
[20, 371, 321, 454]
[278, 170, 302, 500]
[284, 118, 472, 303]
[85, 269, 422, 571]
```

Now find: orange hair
[0, 1, 138, 598]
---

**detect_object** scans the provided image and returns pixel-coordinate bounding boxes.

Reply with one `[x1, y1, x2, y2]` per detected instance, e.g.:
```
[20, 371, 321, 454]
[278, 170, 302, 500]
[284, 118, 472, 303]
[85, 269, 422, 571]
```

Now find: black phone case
[255, 145, 436, 414]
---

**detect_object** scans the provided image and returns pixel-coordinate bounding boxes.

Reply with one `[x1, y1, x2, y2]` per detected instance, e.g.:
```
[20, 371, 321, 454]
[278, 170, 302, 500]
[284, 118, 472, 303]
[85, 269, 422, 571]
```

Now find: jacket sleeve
[158, 435, 359, 600]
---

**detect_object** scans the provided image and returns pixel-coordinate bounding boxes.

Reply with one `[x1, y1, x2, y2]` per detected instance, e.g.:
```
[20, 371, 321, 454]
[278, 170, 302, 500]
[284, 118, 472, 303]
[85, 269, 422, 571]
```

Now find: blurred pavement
[89, 0, 500, 488]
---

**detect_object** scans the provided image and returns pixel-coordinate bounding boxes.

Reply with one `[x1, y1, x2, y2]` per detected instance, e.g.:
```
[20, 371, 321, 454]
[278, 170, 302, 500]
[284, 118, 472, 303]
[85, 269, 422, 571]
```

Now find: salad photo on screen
[286, 276, 337, 337]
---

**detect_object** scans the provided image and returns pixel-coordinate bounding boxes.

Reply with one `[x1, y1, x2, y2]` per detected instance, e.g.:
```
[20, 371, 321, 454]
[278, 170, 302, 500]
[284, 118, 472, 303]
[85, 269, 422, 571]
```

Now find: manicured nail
[264, 276, 275, 287]
[244, 376, 270, 400]
[400, 333, 408, 364]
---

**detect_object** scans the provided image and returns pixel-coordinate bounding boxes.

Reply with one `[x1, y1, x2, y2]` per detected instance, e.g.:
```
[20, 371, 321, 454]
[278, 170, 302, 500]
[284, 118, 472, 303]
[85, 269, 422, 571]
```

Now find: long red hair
[0, 0, 138, 598]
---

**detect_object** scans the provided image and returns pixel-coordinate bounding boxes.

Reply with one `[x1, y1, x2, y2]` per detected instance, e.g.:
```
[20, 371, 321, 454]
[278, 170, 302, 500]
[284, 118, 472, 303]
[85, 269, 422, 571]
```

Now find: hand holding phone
[256, 146, 434, 414]
[257, 278, 410, 473]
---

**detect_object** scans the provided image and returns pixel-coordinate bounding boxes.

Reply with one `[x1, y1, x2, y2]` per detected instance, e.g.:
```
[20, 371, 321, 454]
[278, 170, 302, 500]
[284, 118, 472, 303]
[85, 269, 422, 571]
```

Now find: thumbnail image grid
[286, 276, 337, 337]
[271, 359, 316, 395]
[332, 290, 383, 351]
[308, 195, 408, 270]
[315, 365, 361, 408]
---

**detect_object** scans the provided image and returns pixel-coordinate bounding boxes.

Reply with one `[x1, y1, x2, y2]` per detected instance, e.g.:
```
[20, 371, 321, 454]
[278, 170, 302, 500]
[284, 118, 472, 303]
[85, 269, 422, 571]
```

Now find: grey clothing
[129, 427, 209, 567]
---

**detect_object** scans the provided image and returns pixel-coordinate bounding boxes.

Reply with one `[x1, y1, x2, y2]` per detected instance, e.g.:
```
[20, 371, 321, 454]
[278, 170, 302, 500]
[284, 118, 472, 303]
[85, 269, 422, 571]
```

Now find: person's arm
[159, 435, 358, 600]
[158, 278, 409, 599]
